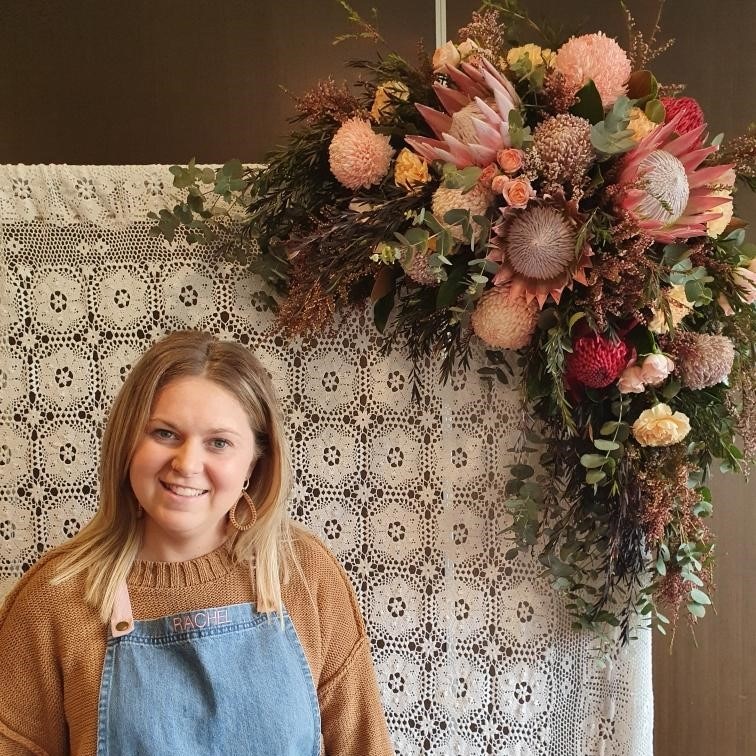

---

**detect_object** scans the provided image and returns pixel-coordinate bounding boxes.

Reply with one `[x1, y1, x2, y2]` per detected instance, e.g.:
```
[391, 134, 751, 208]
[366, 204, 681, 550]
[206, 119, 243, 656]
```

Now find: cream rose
[370, 80, 410, 123]
[733, 261, 756, 304]
[627, 107, 659, 143]
[632, 404, 691, 447]
[640, 354, 674, 386]
[501, 177, 535, 209]
[496, 148, 525, 174]
[649, 285, 693, 334]
[433, 41, 461, 72]
[706, 189, 734, 238]
[457, 39, 480, 59]
[394, 148, 430, 190]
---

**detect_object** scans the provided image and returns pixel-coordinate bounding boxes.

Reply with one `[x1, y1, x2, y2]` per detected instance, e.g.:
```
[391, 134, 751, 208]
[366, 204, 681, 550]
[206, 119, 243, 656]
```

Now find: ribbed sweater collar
[127, 542, 237, 589]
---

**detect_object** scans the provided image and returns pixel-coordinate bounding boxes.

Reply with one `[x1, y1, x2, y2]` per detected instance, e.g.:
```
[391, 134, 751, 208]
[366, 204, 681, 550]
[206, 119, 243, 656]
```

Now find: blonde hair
[52, 331, 294, 622]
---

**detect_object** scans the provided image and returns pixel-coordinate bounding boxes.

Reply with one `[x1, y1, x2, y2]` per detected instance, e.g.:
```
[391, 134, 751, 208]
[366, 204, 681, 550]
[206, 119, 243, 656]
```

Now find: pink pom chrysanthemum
[555, 32, 631, 109]
[328, 118, 394, 190]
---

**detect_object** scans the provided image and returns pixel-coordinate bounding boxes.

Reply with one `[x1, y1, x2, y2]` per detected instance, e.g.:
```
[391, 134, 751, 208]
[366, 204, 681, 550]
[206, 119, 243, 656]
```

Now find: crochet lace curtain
[0, 164, 652, 756]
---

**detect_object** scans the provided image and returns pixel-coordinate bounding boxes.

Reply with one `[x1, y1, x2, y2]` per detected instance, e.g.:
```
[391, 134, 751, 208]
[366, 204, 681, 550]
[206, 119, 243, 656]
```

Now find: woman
[0, 331, 394, 756]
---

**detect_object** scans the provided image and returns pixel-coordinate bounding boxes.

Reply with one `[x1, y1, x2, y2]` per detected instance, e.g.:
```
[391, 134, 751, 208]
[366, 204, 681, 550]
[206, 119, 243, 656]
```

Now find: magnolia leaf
[627, 70, 659, 102]
[571, 80, 604, 124]
[645, 99, 666, 123]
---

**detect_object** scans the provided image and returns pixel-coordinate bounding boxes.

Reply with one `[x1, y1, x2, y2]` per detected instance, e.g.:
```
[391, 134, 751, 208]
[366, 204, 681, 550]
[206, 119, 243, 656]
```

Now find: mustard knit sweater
[0, 530, 395, 756]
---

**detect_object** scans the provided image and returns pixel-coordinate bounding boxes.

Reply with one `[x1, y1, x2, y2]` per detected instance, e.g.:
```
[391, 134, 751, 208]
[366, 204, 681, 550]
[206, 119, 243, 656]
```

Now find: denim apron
[96, 578, 321, 755]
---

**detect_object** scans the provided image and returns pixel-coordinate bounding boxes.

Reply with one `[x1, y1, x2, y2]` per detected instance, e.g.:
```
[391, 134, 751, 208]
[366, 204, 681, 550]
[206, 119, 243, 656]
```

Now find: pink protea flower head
[328, 118, 394, 190]
[405, 58, 521, 168]
[566, 333, 630, 388]
[489, 198, 592, 307]
[555, 32, 631, 108]
[470, 286, 538, 349]
[614, 114, 735, 242]
[660, 97, 705, 136]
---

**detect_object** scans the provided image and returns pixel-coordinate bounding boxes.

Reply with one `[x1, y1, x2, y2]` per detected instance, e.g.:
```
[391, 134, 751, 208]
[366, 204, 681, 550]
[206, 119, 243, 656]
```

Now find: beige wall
[1, 1, 754, 753]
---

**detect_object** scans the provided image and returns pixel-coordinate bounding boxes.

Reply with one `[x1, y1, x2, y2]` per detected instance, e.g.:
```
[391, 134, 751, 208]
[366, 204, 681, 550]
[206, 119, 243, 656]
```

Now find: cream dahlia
[615, 115, 735, 242]
[328, 118, 394, 190]
[490, 201, 591, 307]
[555, 32, 631, 108]
[431, 184, 493, 242]
[405, 58, 520, 168]
[470, 287, 538, 349]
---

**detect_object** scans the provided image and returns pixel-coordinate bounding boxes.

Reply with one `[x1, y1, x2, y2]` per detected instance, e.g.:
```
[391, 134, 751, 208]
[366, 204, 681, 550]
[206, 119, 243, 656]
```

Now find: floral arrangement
[151, 1, 756, 647]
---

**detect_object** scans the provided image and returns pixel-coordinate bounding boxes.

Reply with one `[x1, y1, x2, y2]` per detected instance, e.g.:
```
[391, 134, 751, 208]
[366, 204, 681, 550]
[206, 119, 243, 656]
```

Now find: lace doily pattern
[0, 165, 652, 756]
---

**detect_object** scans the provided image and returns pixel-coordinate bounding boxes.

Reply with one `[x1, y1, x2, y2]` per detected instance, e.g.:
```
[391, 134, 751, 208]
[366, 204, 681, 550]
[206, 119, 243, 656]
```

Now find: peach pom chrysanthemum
[328, 118, 394, 190]
[471, 287, 538, 349]
[555, 32, 631, 109]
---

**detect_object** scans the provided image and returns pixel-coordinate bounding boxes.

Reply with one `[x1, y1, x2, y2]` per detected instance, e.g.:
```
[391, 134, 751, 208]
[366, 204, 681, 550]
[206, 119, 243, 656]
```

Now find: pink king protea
[404, 58, 520, 168]
[614, 114, 734, 242]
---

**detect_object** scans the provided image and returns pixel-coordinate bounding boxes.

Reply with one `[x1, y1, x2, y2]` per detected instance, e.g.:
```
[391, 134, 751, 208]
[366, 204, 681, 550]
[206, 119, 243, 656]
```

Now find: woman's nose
[170, 441, 203, 476]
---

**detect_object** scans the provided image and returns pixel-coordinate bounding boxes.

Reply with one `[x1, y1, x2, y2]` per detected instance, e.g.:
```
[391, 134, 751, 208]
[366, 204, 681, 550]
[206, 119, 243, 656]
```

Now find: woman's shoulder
[0, 544, 84, 625]
[285, 524, 363, 613]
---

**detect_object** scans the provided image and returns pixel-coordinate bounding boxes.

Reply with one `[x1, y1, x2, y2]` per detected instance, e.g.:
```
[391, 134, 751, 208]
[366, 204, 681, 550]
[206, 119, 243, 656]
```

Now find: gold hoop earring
[229, 491, 257, 531]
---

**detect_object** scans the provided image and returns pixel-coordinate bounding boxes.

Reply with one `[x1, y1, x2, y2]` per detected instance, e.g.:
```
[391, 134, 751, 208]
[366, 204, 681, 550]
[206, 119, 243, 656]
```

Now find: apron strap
[110, 579, 135, 637]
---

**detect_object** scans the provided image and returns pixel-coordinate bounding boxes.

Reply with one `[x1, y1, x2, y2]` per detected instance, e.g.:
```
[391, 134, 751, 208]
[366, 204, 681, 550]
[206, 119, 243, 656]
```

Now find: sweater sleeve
[292, 533, 394, 756]
[0, 562, 67, 756]
[318, 635, 395, 756]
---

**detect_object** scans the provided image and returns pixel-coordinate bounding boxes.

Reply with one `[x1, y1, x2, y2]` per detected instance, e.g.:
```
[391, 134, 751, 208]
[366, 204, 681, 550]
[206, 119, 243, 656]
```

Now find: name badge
[170, 608, 231, 633]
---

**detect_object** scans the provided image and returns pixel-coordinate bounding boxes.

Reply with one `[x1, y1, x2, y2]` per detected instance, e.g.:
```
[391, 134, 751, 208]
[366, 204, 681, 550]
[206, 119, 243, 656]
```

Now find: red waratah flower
[660, 97, 705, 136]
[565, 334, 630, 388]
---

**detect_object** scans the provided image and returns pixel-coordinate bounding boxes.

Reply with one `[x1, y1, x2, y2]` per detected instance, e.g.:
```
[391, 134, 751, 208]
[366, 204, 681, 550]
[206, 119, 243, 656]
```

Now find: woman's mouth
[160, 481, 209, 497]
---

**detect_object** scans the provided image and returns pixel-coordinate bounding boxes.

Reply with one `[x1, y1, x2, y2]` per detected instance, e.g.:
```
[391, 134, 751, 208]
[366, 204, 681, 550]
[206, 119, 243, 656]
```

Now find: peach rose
[496, 148, 525, 174]
[501, 177, 535, 209]
[394, 148, 430, 191]
[491, 174, 509, 194]
[478, 163, 500, 190]
[640, 354, 674, 386]
[433, 41, 461, 72]
[617, 365, 645, 394]
[632, 404, 691, 447]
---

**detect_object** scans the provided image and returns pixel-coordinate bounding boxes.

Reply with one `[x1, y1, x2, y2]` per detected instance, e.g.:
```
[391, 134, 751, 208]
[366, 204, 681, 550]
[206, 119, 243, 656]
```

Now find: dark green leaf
[570, 80, 604, 124]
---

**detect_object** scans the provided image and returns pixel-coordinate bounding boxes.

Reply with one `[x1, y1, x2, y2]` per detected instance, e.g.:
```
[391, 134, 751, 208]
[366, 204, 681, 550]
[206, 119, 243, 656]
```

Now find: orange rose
[496, 148, 525, 174]
[502, 177, 534, 209]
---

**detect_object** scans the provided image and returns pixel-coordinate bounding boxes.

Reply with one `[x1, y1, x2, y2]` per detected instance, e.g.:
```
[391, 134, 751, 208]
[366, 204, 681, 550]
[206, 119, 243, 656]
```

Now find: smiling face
[129, 375, 257, 561]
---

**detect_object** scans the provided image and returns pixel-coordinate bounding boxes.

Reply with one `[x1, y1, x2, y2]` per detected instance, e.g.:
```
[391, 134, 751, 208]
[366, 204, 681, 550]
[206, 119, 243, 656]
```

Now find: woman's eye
[210, 438, 230, 450]
[152, 428, 175, 440]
